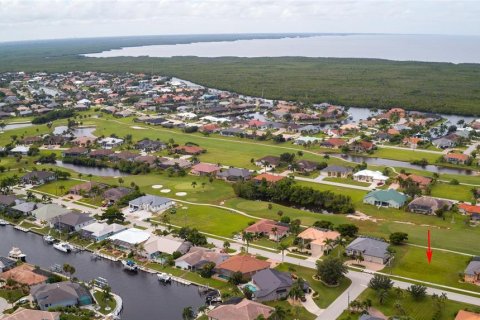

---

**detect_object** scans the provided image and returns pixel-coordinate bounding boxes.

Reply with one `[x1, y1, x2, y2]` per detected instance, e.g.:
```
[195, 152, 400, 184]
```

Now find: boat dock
[14, 225, 29, 232]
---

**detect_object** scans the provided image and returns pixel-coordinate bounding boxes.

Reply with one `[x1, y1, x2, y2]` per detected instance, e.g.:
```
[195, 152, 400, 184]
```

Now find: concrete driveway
[0, 297, 10, 315]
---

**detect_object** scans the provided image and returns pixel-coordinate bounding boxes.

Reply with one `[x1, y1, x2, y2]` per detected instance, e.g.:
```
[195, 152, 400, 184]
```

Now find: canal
[0, 225, 205, 320]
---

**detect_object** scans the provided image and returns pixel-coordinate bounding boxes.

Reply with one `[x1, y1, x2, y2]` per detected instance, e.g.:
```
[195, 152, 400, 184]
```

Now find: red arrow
[426, 229, 433, 263]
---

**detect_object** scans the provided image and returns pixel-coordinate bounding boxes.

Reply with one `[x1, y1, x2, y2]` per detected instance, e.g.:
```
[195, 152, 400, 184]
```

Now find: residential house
[458, 204, 480, 217]
[296, 160, 319, 173]
[294, 136, 321, 145]
[0, 264, 47, 286]
[403, 137, 423, 149]
[297, 228, 340, 257]
[0, 195, 23, 208]
[175, 247, 229, 270]
[346, 237, 390, 265]
[9, 145, 29, 155]
[52, 212, 94, 233]
[350, 140, 374, 153]
[353, 170, 389, 184]
[408, 196, 452, 215]
[397, 173, 432, 189]
[109, 151, 138, 162]
[63, 147, 89, 157]
[249, 269, 293, 302]
[253, 173, 285, 184]
[219, 128, 244, 137]
[321, 138, 347, 149]
[174, 145, 205, 155]
[320, 165, 353, 178]
[69, 181, 108, 196]
[207, 299, 274, 320]
[10, 202, 42, 216]
[244, 219, 289, 241]
[255, 156, 281, 169]
[32, 204, 71, 222]
[363, 189, 407, 208]
[31, 281, 93, 311]
[21, 171, 56, 185]
[444, 153, 470, 165]
[81, 222, 127, 242]
[72, 136, 96, 147]
[158, 158, 192, 169]
[455, 310, 480, 320]
[217, 168, 252, 181]
[433, 137, 456, 149]
[108, 228, 151, 251]
[89, 149, 114, 159]
[141, 236, 191, 260]
[134, 155, 157, 166]
[191, 163, 221, 176]
[98, 137, 124, 149]
[215, 255, 270, 280]
[0, 308, 60, 320]
[103, 187, 133, 205]
[135, 139, 166, 152]
[128, 195, 175, 213]
[464, 257, 480, 284]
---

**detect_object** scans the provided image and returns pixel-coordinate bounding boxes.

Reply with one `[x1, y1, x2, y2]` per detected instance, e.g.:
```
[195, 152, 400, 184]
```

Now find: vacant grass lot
[372, 147, 441, 164]
[388, 245, 480, 293]
[33, 179, 83, 196]
[430, 182, 475, 202]
[323, 177, 371, 187]
[337, 288, 480, 320]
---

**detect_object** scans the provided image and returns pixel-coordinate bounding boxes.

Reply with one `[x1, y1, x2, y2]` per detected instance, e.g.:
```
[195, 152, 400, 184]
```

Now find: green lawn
[323, 177, 371, 187]
[387, 245, 480, 293]
[264, 300, 316, 320]
[430, 182, 476, 202]
[0, 288, 28, 303]
[372, 147, 441, 164]
[93, 291, 117, 315]
[33, 179, 83, 196]
[337, 288, 480, 320]
[276, 263, 351, 309]
[153, 204, 255, 237]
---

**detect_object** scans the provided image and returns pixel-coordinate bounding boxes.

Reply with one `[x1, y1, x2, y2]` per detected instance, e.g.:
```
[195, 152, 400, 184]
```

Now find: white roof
[200, 116, 231, 123]
[81, 222, 126, 237]
[10, 145, 29, 153]
[108, 228, 151, 245]
[177, 112, 197, 119]
[353, 169, 388, 181]
[295, 136, 321, 142]
[143, 236, 185, 255]
[99, 137, 124, 144]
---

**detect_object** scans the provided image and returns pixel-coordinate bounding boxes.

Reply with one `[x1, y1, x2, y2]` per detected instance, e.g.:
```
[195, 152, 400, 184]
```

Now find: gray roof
[0, 195, 22, 206]
[465, 258, 480, 276]
[22, 171, 56, 181]
[0, 256, 16, 270]
[129, 195, 172, 207]
[359, 315, 384, 320]
[321, 165, 353, 173]
[31, 282, 89, 306]
[252, 269, 293, 299]
[217, 168, 252, 179]
[12, 202, 42, 213]
[57, 212, 94, 227]
[347, 237, 389, 259]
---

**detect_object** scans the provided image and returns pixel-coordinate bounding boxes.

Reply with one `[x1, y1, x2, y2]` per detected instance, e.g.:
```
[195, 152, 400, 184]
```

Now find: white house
[81, 222, 127, 242]
[128, 195, 175, 213]
[98, 137, 124, 149]
[10, 145, 30, 155]
[353, 170, 389, 183]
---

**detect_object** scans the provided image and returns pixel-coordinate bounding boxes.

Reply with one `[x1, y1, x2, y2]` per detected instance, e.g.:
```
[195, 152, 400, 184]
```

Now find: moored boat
[8, 247, 26, 261]
[53, 242, 73, 253]
[0, 219, 8, 226]
[122, 260, 138, 272]
[43, 235, 55, 244]
[157, 272, 172, 283]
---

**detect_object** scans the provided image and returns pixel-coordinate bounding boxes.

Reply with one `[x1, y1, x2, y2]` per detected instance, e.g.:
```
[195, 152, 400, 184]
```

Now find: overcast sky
[0, 0, 479, 42]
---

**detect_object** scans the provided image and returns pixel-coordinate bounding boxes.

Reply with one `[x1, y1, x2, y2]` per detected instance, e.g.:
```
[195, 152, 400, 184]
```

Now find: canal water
[55, 161, 128, 177]
[0, 225, 205, 320]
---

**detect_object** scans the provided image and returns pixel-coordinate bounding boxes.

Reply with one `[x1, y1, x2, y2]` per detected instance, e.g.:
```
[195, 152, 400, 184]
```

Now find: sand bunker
[131, 126, 146, 130]
[176, 192, 187, 196]
[160, 189, 171, 193]
[152, 185, 163, 189]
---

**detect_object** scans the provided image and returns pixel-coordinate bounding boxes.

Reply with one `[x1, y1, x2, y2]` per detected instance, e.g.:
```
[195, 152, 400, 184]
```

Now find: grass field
[337, 288, 480, 320]
[323, 177, 371, 187]
[93, 291, 117, 315]
[387, 245, 480, 293]
[33, 179, 82, 196]
[372, 147, 441, 164]
[430, 182, 476, 202]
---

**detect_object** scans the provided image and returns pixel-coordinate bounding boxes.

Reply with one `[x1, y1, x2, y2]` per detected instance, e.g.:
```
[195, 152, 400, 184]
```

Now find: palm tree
[191, 181, 197, 189]
[182, 306, 194, 320]
[278, 242, 289, 262]
[242, 232, 254, 253]
[324, 238, 335, 255]
[270, 306, 287, 320]
[271, 227, 278, 242]
[223, 241, 231, 252]
[0, 122, 5, 133]
[378, 289, 389, 305]
[118, 177, 124, 185]
[201, 182, 206, 189]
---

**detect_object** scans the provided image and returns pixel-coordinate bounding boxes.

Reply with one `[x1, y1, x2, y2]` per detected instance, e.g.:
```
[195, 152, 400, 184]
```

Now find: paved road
[0, 297, 10, 316]
[464, 141, 480, 156]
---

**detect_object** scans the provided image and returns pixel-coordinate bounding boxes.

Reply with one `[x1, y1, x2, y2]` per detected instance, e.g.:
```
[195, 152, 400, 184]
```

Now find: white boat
[53, 242, 72, 253]
[0, 219, 8, 226]
[8, 247, 26, 262]
[157, 272, 172, 283]
[43, 235, 55, 244]
[122, 260, 138, 272]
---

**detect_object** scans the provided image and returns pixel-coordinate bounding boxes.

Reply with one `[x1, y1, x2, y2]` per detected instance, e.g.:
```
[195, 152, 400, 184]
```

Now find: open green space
[33, 179, 82, 196]
[430, 182, 475, 202]
[386, 245, 480, 293]
[337, 288, 480, 320]
[93, 290, 117, 315]
[372, 147, 441, 164]
[323, 177, 371, 187]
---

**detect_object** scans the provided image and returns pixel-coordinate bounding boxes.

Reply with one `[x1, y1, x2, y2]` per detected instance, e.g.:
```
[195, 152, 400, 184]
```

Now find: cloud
[0, 0, 479, 41]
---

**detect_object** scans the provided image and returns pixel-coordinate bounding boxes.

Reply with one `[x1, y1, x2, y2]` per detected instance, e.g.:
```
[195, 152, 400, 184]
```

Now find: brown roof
[174, 145, 204, 154]
[191, 163, 220, 174]
[89, 149, 114, 157]
[445, 153, 469, 161]
[0, 264, 47, 286]
[253, 173, 285, 183]
[324, 138, 346, 146]
[1, 308, 60, 320]
[216, 255, 270, 274]
[398, 174, 432, 186]
[207, 299, 274, 320]
[244, 219, 289, 236]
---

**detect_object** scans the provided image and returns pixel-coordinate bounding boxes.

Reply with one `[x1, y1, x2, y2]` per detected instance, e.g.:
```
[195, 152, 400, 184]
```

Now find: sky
[0, 0, 479, 42]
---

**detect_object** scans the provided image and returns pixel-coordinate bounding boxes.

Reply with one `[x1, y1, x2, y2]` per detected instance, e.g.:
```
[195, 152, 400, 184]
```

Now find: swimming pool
[244, 284, 258, 292]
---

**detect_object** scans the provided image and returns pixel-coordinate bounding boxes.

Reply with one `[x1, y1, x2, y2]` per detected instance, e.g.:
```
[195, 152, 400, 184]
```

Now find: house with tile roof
[175, 247, 229, 270]
[244, 219, 289, 241]
[297, 228, 340, 257]
[191, 163, 221, 176]
[207, 299, 274, 320]
[455, 310, 480, 320]
[253, 173, 285, 184]
[215, 255, 270, 280]
[444, 153, 470, 165]
[408, 196, 452, 215]
[0, 307, 60, 320]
